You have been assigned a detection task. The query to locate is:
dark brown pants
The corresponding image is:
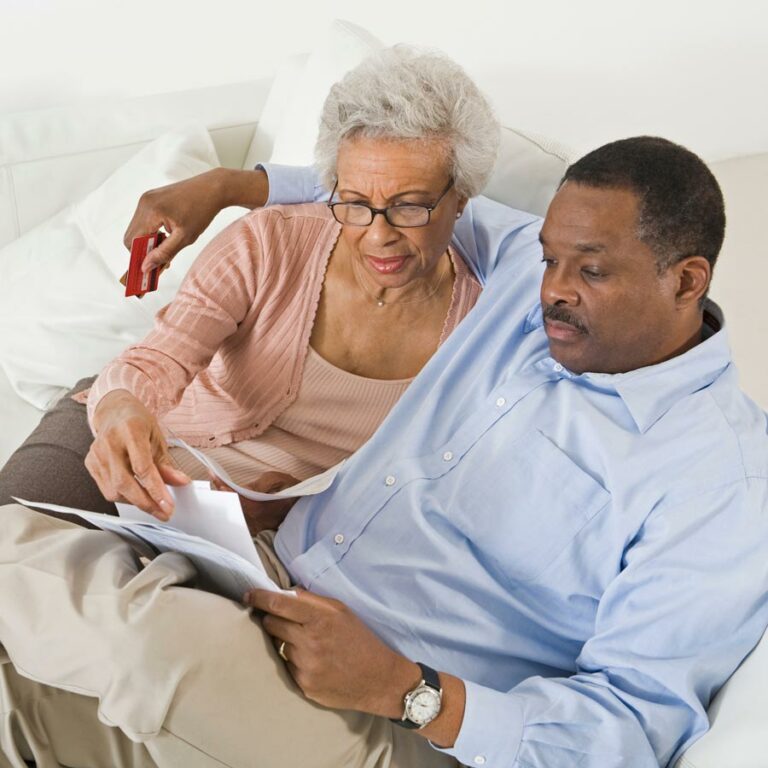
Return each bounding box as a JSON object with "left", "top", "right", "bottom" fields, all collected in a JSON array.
[{"left": 0, "top": 376, "right": 117, "bottom": 515}]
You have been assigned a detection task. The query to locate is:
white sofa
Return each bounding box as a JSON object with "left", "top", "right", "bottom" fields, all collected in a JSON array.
[{"left": 0, "top": 20, "right": 766, "bottom": 768}]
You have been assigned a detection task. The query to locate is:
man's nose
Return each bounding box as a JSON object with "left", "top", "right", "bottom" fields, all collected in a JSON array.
[{"left": 541, "top": 265, "right": 579, "bottom": 306}]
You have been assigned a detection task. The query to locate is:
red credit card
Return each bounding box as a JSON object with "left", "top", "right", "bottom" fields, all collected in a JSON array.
[{"left": 122, "top": 232, "right": 166, "bottom": 297}]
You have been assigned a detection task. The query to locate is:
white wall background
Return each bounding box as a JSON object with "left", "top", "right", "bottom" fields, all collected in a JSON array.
[{"left": 1, "top": 0, "right": 766, "bottom": 162}]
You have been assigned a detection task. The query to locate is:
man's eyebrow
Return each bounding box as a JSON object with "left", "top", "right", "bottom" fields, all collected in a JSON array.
[
  {"left": 538, "top": 233, "right": 605, "bottom": 254},
  {"left": 574, "top": 242, "right": 605, "bottom": 253}
]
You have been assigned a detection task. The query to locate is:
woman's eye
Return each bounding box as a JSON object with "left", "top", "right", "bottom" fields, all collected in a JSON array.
[
  {"left": 541, "top": 257, "right": 556, "bottom": 268},
  {"left": 582, "top": 268, "right": 605, "bottom": 279}
]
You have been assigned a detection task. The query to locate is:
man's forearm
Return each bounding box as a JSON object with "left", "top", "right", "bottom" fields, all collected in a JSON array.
[{"left": 212, "top": 167, "right": 270, "bottom": 209}]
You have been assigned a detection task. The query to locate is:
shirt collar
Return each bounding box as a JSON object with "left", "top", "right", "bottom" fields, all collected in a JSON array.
[{"left": 524, "top": 300, "right": 733, "bottom": 433}]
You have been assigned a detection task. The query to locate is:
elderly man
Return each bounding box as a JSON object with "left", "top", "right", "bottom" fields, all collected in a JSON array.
[{"left": 0, "top": 136, "right": 766, "bottom": 768}]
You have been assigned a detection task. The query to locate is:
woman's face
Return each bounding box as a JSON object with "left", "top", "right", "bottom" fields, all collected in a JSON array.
[{"left": 333, "top": 135, "right": 467, "bottom": 289}]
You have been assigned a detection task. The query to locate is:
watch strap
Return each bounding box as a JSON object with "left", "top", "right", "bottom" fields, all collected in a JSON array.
[{"left": 416, "top": 662, "right": 441, "bottom": 692}]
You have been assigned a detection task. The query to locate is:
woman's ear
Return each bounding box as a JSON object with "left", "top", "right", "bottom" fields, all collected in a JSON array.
[
  {"left": 674, "top": 256, "right": 711, "bottom": 308},
  {"left": 456, "top": 196, "right": 469, "bottom": 219}
]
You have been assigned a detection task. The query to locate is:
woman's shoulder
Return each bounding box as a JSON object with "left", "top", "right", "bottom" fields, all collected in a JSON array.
[{"left": 241, "top": 202, "right": 336, "bottom": 232}]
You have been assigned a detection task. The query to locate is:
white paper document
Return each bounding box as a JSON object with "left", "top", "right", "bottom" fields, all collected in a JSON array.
[
  {"left": 167, "top": 437, "right": 343, "bottom": 500},
  {"left": 15, "top": 482, "right": 291, "bottom": 602}
]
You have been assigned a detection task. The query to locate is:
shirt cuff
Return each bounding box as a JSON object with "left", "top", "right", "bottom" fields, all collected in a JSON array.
[
  {"left": 432, "top": 680, "right": 524, "bottom": 768},
  {"left": 256, "top": 163, "right": 327, "bottom": 206}
]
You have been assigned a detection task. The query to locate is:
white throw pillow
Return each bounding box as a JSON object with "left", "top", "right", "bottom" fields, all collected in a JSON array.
[
  {"left": 0, "top": 126, "right": 243, "bottom": 410},
  {"left": 482, "top": 127, "right": 573, "bottom": 217},
  {"left": 242, "top": 19, "right": 383, "bottom": 169}
]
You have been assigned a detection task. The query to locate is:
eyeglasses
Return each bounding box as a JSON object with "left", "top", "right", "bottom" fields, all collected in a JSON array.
[{"left": 327, "top": 179, "right": 454, "bottom": 228}]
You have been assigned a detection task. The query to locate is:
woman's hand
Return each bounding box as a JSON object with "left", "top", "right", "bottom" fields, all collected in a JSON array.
[
  {"left": 210, "top": 471, "right": 300, "bottom": 535},
  {"left": 85, "top": 390, "right": 190, "bottom": 519}
]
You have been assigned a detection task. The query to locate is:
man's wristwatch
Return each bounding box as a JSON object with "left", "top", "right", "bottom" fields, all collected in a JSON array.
[{"left": 391, "top": 662, "right": 443, "bottom": 729}]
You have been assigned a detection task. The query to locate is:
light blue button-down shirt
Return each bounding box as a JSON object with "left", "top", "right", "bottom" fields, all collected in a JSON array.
[{"left": 263, "top": 165, "right": 768, "bottom": 768}]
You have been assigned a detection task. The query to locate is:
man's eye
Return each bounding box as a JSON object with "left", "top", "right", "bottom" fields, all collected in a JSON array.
[
  {"left": 582, "top": 268, "right": 605, "bottom": 279},
  {"left": 541, "top": 257, "right": 556, "bottom": 268}
]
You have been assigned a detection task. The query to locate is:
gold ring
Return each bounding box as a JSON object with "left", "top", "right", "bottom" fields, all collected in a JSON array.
[{"left": 278, "top": 641, "right": 288, "bottom": 662}]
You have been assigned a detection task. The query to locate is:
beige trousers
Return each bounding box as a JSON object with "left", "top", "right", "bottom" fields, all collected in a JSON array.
[{"left": 0, "top": 504, "right": 457, "bottom": 768}]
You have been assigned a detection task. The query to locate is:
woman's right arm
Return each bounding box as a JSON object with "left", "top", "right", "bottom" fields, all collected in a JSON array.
[{"left": 88, "top": 216, "right": 263, "bottom": 518}]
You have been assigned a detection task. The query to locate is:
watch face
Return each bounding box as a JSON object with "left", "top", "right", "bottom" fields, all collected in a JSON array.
[{"left": 406, "top": 687, "right": 441, "bottom": 725}]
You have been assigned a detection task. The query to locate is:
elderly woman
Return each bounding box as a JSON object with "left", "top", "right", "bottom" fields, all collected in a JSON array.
[{"left": 0, "top": 46, "right": 499, "bottom": 533}]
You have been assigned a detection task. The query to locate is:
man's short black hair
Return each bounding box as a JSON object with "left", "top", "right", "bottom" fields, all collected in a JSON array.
[{"left": 561, "top": 136, "right": 726, "bottom": 274}]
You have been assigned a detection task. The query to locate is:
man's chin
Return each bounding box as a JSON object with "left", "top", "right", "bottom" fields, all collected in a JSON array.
[{"left": 546, "top": 338, "right": 590, "bottom": 375}]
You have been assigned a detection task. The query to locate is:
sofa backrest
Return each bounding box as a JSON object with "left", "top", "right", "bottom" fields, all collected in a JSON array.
[{"left": 0, "top": 79, "right": 270, "bottom": 249}]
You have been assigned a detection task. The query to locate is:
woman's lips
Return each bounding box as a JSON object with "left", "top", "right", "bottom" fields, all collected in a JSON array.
[
  {"left": 366, "top": 255, "right": 409, "bottom": 274},
  {"left": 544, "top": 319, "right": 586, "bottom": 341}
]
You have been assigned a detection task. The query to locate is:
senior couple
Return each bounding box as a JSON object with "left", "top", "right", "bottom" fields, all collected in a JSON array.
[{"left": 0, "top": 46, "right": 767, "bottom": 768}]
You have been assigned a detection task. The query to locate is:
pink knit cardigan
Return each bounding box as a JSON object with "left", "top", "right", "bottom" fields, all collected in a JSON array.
[{"left": 83, "top": 203, "right": 481, "bottom": 448}]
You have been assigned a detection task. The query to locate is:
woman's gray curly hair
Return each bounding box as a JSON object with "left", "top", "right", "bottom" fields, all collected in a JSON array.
[{"left": 315, "top": 45, "right": 500, "bottom": 199}]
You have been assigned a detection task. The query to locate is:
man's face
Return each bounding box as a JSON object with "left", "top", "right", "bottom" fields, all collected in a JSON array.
[{"left": 539, "top": 182, "right": 684, "bottom": 375}]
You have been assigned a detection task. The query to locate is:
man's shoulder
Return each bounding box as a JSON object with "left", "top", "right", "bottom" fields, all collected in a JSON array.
[
  {"left": 648, "top": 367, "right": 768, "bottom": 494},
  {"left": 704, "top": 367, "right": 768, "bottom": 480}
]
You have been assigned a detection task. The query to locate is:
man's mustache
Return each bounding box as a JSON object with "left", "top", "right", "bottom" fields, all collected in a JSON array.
[{"left": 542, "top": 303, "right": 588, "bottom": 333}]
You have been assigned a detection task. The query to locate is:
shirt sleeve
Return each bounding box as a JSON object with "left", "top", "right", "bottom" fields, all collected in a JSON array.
[
  {"left": 86, "top": 216, "right": 262, "bottom": 428},
  {"left": 257, "top": 163, "right": 328, "bottom": 206},
  {"left": 437, "top": 478, "right": 768, "bottom": 768}
]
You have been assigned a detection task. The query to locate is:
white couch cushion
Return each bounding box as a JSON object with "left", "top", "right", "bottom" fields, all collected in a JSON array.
[
  {"left": 676, "top": 628, "right": 768, "bottom": 768},
  {"left": 0, "top": 364, "right": 43, "bottom": 470},
  {"left": 0, "top": 126, "right": 243, "bottom": 411}
]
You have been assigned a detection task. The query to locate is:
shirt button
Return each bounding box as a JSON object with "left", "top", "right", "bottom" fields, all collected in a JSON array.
[
  {"left": 474, "top": 757, "right": 487, "bottom": 766},
  {"left": 553, "top": 363, "right": 564, "bottom": 372},
  {"left": 442, "top": 451, "right": 453, "bottom": 461},
  {"left": 334, "top": 533, "right": 345, "bottom": 545},
  {"left": 495, "top": 397, "right": 506, "bottom": 408},
  {"left": 384, "top": 475, "right": 396, "bottom": 486}
]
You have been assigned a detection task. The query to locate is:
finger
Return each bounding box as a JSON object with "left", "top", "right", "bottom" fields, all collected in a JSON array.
[
  {"left": 142, "top": 228, "right": 187, "bottom": 272},
  {"left": 250, "top": 471, "right": 300, "bottom": 494},
  {"left": 260, "top": 613, "right": 303, "bottom": 645},
  {"left": 124, "top": 441, "right": 175, "bottom": 515},
  {"left": 208, "top": 473, "right": 235, "bottom": 493},
  {"left": 244, "top": 589, "right": 305, "bottom": 620},
  {"left": 157, "top": 457, "right": 191, "bottom": 487},
  {"left": 123, "top": 479, "right": 171, "bottom": 519},
  {"left": 124, "top": 211, "right": 164, "bottom": 251},
  {"left": 99, "top": 448, "right": 169, "bottom": 520}
]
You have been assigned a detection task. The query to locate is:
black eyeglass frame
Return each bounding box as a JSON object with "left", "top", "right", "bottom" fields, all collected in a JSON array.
[{"left": 327, "top": 178, "right": 455, "bottom": 228}]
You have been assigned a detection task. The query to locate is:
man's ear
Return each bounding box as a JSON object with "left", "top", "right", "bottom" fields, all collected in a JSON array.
[{"left": 674, "top": 256, "right": 711, "bottom": 308}]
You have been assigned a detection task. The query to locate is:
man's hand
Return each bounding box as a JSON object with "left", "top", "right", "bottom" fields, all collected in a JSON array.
[
  {"left": 245, "top": 588, "right": 419, "bottom": 716},
  {"left": 86, "top": 390, "right": 190, "bottom": 518},
  {"left": 245, "top": 589, "right": 468, "bottom": 747},
  {"left": 124, "top": 168, "right": 270, "bottom": 272},
  {"left": 210, "top": 471, "right": 300, "bottom": 534}
]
